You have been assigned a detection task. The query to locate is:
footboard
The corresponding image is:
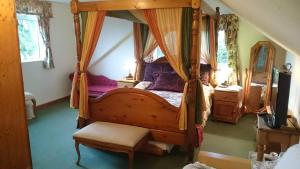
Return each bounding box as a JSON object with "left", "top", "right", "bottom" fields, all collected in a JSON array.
[{"left": 89, "top": 88, "right": 186, "bottom": 144}]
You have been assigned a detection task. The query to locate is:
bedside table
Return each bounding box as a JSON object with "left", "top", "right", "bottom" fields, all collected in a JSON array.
[
  {"left": 213, "top": 85, "right": 243, "bottom": 124},
  {"left": 117, "top": 79, "right": 137, "bottom": 88}
]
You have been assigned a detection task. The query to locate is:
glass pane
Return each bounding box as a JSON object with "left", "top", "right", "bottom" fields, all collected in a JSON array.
[
  {"left": 217, "top": 30, "right": 228, "bottom": 65},
  {"left": 216, "top": 30, "right": 231, "bottom": 84},
  {"left": 17, "top": 14, "right": 45, "bottom": 62}
]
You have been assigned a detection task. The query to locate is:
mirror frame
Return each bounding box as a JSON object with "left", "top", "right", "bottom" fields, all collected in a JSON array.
[{"left": 243, "top": 41, "right": 275, "bottom": 113}]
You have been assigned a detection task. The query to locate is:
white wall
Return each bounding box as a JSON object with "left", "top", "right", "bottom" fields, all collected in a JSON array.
[
  {"left": 285, "top": 52, "right": 300, "bottom": 125},
  {"left": 238, "top": 18, "right": 287, "bottom": 85},
  {"left": 88, "top": 16, "right": 135, "bottom": 80},
  {"left": 238, "top": 18, "right": 268, "bottom": 83},
  {"left": 221, "top": 0, "right": 300, "bottom": 56},
  {"left": 22, "top": 2, "right": 76, "bottom": 105}
]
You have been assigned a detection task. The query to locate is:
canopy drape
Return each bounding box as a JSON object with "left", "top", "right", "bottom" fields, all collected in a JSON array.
[
  {"left": 200, "top": 15, "right": 217, "bottom": 85},
  {"left": 144, "top": 8, "right": 188, "bottom": 130},
  {"left": 144, "top": 8, "right": 205, "bottom": 130},
  {"left": 70, "top": 11, "right": 106, "bottom": 124}
]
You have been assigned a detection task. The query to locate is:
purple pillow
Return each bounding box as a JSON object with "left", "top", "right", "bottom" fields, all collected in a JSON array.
[
  {"left": 143, "top": 62, "right": 174, "bottom": 82},
  {"left": 147, "top": 72, "right": 185, "bottom": 92}
]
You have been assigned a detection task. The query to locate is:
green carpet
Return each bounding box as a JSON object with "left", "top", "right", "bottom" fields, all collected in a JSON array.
[
  {"left": 29, "top": 101, "right": 256, "bottom": 169},
  {"left": 201, "top": 115, "right": 257, "bottom": 158}
]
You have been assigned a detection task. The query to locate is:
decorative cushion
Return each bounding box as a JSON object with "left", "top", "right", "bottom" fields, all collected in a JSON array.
[
  {"left": 147, "top": 72, "right": 185, "bottom": 92},
  {"left": 143, "top": 62, "right": 174, "bottom": 82},
  {"left": 73, "top": 122, "right": 149, "bottom": 147}
]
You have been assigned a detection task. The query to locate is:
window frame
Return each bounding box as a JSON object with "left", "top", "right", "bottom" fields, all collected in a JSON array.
[{"left": 17, "top": 13, "right": 46, "bottom": 63}]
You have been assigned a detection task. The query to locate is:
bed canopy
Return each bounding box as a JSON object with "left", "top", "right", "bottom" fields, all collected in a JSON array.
[{"left": 69, "top": 0, "right": 218, "bottom": 160}]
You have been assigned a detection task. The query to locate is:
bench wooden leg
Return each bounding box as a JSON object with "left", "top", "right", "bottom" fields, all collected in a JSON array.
[
  {"left": 128, "top": 152, "right": 134, "bottom": 169},
  {"left": 75, "top": 142, "right": 81, "bottom": 165}
]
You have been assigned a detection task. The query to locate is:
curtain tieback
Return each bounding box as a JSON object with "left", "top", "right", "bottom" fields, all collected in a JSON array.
[{"left": 78, "top": 71, "right": 87, "bottom": 74}]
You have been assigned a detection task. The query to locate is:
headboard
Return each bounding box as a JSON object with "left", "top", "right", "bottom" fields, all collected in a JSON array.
[
  {"left": 153, "top": 56, "right": 168, "bottom": 63},
  {"left": 142, "top": 57, "right": 174, "bottom": 81}
]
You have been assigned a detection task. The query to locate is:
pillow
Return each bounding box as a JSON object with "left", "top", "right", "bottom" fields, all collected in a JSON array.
[
  {"left": 147, "top": 72, "right": 185, "bottom": 92},
  {"left": 134, "top": 81, "right": 152, "bottom": 90},
  {"left": 143, "top": 62, "right": 174, "bottom": 82}
]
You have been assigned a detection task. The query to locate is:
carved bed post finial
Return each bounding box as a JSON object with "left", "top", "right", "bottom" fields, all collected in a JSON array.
[
  {"left": 187, "top": 1, "right": 201, "bottom": 162},
  {"left": 71, "top": 0, "right": 79, "bottom": 14}
]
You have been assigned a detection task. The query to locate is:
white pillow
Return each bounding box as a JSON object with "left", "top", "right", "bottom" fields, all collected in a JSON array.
[
  {"left": 134, "top": 81, "right": 152, "bottom": 90},
  {"left": 275, "top": 144, "right": 300, "bottom": 169}
]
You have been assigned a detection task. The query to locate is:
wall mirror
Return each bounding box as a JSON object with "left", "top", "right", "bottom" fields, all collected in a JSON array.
[{"left": 243, "top": 41, "right": 275, "bottom": 113}]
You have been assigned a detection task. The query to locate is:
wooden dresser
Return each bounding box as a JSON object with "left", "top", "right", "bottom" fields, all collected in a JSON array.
[{"left": 213, "top": 86, "right": 243, "bottom": 124}]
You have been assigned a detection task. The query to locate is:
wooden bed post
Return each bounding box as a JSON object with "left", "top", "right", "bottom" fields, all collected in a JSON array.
[
  {"left": 71, "top": 0, "right": 85, "bottom": 127},
  {"left": 71, "top": 0, "right": 81, "bottom": 75},
  {"left": 187, "top": 0, "right": 201, "bottom": 162}
]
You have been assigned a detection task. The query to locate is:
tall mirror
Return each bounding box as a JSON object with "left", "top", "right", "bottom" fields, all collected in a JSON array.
[{"left": 243, "top": 41, "right": 275, "bottom": 113}]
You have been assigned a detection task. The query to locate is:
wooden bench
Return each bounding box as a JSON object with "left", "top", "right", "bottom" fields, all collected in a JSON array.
[{"left": 73, "top": 122, "right": 149, "bottom": 169}]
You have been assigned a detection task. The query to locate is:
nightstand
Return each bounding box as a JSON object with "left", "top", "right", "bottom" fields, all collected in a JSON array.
[
  {"left": 213, "top": 85, "right": 243, "bottom": 124},
  {"left": 117, "top": 79, "right": 137, "bottom": 88}
]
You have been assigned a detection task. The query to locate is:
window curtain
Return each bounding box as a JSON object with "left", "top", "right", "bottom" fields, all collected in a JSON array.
[
  {"left": 209, "top": 17, "right": 217, "bottom": 85},
  {"left": 16, "top": 0, "right": 54, "bottom": 69},
  {"left": 219, "top": 14, "right": 240, "bottom": 85},
  {"left": 200, "top": 16, "right": 210, "bottom": 64},
  {"left": 144, "top": 8, "right": 205, "bottom": 130},
  {"left": 70, "top": 11, "right": 106, "bottom": 126},
  {"left": 38, "top": 16, "right": 54, "bottom": 69},
  {"left": 133, "top": 23, "right": 143, "bottom": 81},
  {"left": 200, "top": 15, "right": 218, "bottom": 86},
  {"left": 133, "top": 23, "right": 150, "bottom": 80}
]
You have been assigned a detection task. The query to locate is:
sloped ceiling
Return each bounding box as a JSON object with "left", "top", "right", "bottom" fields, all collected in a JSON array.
[
  {"left": 49, "top": 0, "right": 300, "bottom": 56},
  {"left": 220, "top": 0, "right": 300, "bottom": 56}
]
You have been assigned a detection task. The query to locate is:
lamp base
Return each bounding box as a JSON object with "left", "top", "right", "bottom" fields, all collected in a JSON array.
[{"left": 126, "top": 73, "right": 133, "bottom": 80}]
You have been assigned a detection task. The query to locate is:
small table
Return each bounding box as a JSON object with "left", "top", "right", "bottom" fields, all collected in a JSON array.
[
  {"left": 213, "top": 85, "right": 243, "bottom": 123},
  {"left": 256, "top": 115, "right": 300, "bottom": 161},
  {"left": 117, "top": 79, "right": 137, "bottom": 88}
]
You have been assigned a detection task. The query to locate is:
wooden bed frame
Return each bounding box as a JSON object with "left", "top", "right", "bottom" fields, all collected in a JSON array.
[
  {"left": 89, "top": 88, "right": 186, "bottom": 145},
  {"left": 70, "top": 0, "right": 218, "bottom": 161}
]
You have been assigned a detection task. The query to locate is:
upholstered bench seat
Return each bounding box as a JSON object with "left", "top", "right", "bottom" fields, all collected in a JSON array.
[{"left": 73, "top": 122, "right": 149, "bottom": 169}]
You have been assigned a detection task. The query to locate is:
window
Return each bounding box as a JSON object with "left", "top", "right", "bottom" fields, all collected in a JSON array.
[
  {"left": 152, "top": 47, "right": 164, "bottom": 60},
  {"left": 17, "top": 14, "right": 46, "bottom": 62},
  {"left": 216, "top": 30, "right": 232, "bottom": 84}
]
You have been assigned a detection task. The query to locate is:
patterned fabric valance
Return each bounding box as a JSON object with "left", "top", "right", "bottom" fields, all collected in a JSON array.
[
  {"left": 16, "top": 0, "right": 53, "bottom": 18},
  {"left": 219, "top": 14, "right": 238, "bottom": 31}
]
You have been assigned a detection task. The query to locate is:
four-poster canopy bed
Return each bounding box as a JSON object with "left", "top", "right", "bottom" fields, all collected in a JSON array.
[{"left": 69, "top": 0, "right": 219, "bottom": 161}]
